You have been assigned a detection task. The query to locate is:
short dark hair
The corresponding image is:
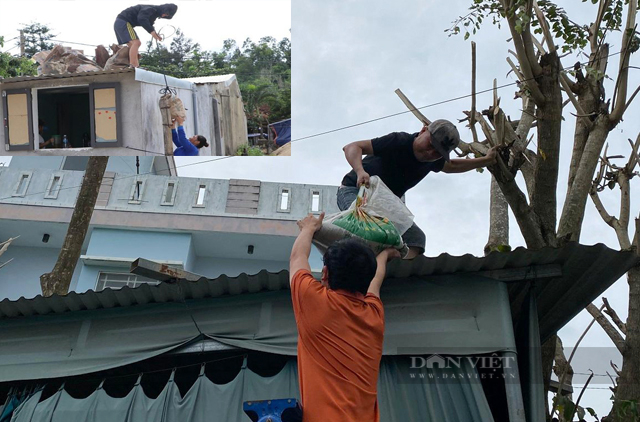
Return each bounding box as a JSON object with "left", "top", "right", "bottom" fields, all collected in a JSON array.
[
  {"left": 323, "top": 238, "right": 377, "bottom": 295},
  {"left": 196, "top": 135, "right": 209, "bottom": 149}
]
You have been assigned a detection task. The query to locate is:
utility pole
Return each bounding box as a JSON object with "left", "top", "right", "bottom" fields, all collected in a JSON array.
[{"left": 19, "top": 30, "right": 25, "bottom": 57}]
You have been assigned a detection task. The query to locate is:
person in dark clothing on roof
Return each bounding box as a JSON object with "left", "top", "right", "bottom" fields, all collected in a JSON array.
[
  {"left": 340, "top": 119, "right": 497, "bottom": 259},
  {"left": 114, "top": 4, "right": 178, "bottom": 68},
  {"left": 172, "top": 116, "right": 209, "bottom": 156}
]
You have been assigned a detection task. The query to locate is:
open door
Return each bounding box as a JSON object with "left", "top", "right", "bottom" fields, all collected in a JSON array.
[{"left": 2, "top": 89, "right": 34, "bottom": 151}]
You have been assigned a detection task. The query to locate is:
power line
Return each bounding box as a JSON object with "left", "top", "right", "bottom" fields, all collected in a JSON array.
[{"left": 0, "top": 49, "right": 629, "bottom": 201}]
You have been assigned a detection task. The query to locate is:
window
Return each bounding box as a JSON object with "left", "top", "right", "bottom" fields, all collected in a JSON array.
[
  {"left": 193, "top": 184, "right": 207, "bottom": 207},
  {"left": 12, "top": 172, "right": 32, "bottom": 197},
  {"left": 310, "top": 190, "right": 322, "bottom": 213},
  {"left": 44, "top": 173, "right": 64, "bottom": 199},
  {"left": 96, "top": 272, "right": 160, "bottom": 291},
  {"left": 161, "top": 180, "right": 178, "bottom": 206},
  {"left": 2, "top": 89, "right": 34, "bottom": 151},
  {"left": 37, "top": 86, "right": 91, "bottom": 149},
  {"left": 2, "top": 83, "right": 121, "bottom": 152},
  {"left": 129, "top": 179, "right": 145, "bottom": 204},
  {"left": 89, "top": 83, "right": 122, "bottom": 147},
  {"left": 277, "top": 187, "right": 291, "bottom": 213}
]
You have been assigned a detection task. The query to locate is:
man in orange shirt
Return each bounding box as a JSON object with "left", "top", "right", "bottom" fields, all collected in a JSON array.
[{"left": 289, "top": 212, "right": 399, "bottom": 421}]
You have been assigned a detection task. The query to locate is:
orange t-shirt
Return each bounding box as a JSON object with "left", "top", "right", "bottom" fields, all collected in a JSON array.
[{"left": 290, "top": 269, "right": 384, "bottom": 422}]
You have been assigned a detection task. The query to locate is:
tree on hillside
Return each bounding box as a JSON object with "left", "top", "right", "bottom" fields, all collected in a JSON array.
[
  {"left": 17, "top": 22, "right": 56, "bottom": 57},
  {"left": 40, "top": 157, "right": 109, "bottom": 297},
  {"left": 450, "top": 0, "right": 639, "bottom": 419},
  {"left": 0, "top": 36, "right": 37, "bottom": 78}
]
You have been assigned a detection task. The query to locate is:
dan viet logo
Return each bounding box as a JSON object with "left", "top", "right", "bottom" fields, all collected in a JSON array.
[
  {"left": 404, "top": 354, "right": 518, "bottom": 383},
  {"left": 410, "top": 353, "right": 516, "bottom": 370}
]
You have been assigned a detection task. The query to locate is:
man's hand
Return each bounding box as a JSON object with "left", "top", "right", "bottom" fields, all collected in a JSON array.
[
  {"left": 485, "top": 146, "right": 497, "bottom": 165},
  {"left": 151, "top": 31, "right": 163, "bottom": 42},
  {"left": 368, "top": 248, "right": 401, "bottom": 297},
  {"left": 297, "top": 212, "right": 325, "bottom": 233},
  {"left": 290, "top": 212, "right": 325, "bottom": 283},
  {"left": 356, "top": 170, "right": 371, "bottom": 188},
  {"left": 378, "top": 248, "right": 401, "bottom": 262}
]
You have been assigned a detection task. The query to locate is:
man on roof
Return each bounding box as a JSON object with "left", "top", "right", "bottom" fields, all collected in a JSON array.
[
  {"left": 340, "top": 119, "right": 497, "bottom": 259},
  {"left": 290, "top": 212, "right": 400, "bottom": 421},
  {"left": 114, "top": 4, "right": 178, "bottom": 68}
]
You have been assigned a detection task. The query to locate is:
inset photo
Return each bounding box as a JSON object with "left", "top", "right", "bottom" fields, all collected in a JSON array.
[{"left": 0, "top": 1, "right": 291, "bottom": 156}]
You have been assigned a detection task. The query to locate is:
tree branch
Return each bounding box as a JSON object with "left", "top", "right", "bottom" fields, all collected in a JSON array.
[
  {"left": 470, "top": 41, "right": 479, "bottom": 145},
  {"left": 499, "top": 0, "right": 546, "bottom": 105},
  {"left": 602, "top": 297, "right": 627, "bottom": 336},
  {"left": 586, "top": 303, "right": 626, "bottom": 353},
  {"left": 609, "top": 0, "right": 638, "bottom": 123}
]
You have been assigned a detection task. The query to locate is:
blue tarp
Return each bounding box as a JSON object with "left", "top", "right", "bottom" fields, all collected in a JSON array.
[{"left": 270, "top": 119, "right": 291, "bottom": 146}]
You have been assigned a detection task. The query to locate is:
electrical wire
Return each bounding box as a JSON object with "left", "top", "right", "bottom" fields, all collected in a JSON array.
[{"left": 0, "top": 48, "right": 630, "bottom": 202}]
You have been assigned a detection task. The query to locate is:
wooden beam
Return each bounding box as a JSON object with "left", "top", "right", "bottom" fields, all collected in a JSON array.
[
  {"left": 395, "top": 89, "right": 431, "bottom": 126},
  {"left": 130, "top": 257, "right": 205, "bottom": 282}
]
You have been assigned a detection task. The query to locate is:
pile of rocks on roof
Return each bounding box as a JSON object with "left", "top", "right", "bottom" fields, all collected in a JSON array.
[{"left": 32, "top": 44, "right": 133, "bottom": 75}]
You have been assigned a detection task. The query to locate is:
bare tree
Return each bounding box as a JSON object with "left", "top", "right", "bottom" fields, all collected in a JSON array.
[
  {"left": 450, "top": 0, "right": 640, "bottom": 417},
  {"left": 40, "top": 157, "right": 109, "bottom": 297},
  {"left": 587, "top": 134, "right": 640, "bottom": 421}
]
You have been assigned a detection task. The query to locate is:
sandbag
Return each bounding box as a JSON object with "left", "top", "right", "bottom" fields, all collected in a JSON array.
[
  {"left": 103, "top": 46, "right": 131, "bottom": 70},
  {"left": 313, "top": 176, "right": 414, "bottom": 256},
  {"left": 168, "top": 94, "right": 186, "bottom": 121}
]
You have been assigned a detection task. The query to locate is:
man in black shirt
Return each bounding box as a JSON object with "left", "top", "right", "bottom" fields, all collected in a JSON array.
[
  {"left": 340, "top": 119, "right": 496, "bottom": 259},
  {"left": 114, "top": 4, "right": 178, "bottom": 68}
]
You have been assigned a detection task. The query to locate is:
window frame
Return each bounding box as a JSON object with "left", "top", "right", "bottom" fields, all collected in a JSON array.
[
  {"left": 12, "top": 171, "right": 33, "bottom": 197},
  {"left": 128, "top": 178, "right": 145, "bottom": 204},
  {"left": 89, "top": 82, "right": 122, "bottom": 148},
  {"left": 2, "top": 88, "right": 34, "bottom": 152},
  {"left": 161, "top": 179, "right": 178, "bottom": 206},
  {"left": 309, "top": 189, "right": 322, "bottom": 214},
  {"left": 192, "top": 183, "right": 208, "bottom": 208},
  {"left": 277, "top": 186, "right": 292, "bottom": 213},
  {"left": 44, "top": 172, "right": 64, "bottom": 199}
]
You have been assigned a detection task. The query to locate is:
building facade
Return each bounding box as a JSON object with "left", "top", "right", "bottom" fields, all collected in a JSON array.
[
  {"left": 0, "top": 156, "right": 334, "bottom": 300},
  {"left": 0, "top": 69, "right": 247, "bottom": 156}
]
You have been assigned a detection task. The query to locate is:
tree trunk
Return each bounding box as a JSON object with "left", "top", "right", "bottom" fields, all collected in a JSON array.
[
  {"left": 485, "top": 177, "right": 510, "bottom": 255},
  {"left": 610, "top": 264, "right": 640, "bottom": 421},
  {"left": 40, "top": 157, "right": 109, "bottom": 297},
  {"left": 531, "top": 52, "right": 563, "bottom": 246},
  {"left": 542, "top": 334, "right": 558, "bottom": 422}
]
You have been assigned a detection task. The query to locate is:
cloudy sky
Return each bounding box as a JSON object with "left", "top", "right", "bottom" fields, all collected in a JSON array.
[{"left": 1, "top": 0, "right": 639, "bottom": 415}]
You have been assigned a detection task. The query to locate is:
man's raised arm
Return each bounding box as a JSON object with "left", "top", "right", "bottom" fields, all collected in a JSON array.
[
  {"left": 367, "top": 248, "right": 401, "bottom": 297},
  {"left": 442, "top": 146, "right": 497, "bottom": 173},
  {"left": 343, "top": 140, "right": 374, "bottom": 187},
  {"left": 289, "top": 213, "right": 325, "bottom": 285}
]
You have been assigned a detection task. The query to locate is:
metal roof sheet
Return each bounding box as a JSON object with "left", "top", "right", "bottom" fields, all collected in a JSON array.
[
  {"left": 184, "top": 74, "right": 237, "bottom": 84},
  {"left": 0, "top": 242, "right": 637, "bottom": 341},
  {"left": 0, "top": 68, "right": 135, "bottom": 84}
]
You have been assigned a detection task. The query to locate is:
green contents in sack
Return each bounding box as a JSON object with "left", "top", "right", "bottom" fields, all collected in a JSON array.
[{"left": 333, "top": 208, "right": 403, "bottom": 247}]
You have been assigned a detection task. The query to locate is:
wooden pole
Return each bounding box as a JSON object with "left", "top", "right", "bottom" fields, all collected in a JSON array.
[
  {"left": 394, "top": 89, "right": 431, "bottom": 126},
  {"left": 159, "top": 93, "right": 174, "bottom": 156},
  {"left": 19, "top": 30, "right": 25, "bottom": 57}
]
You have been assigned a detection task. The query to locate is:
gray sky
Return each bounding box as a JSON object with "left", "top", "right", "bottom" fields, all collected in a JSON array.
[
  {"left": 0, "top": 0, "right": 291, "bottom": 54},
  {"left": 1, "top": 0, "right": 639, "bottom": 415}
]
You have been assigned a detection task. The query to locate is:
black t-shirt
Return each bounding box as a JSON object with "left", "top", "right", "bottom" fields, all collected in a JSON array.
[{"left": 341, "top": 132, "right": 445, "bottom": 198}]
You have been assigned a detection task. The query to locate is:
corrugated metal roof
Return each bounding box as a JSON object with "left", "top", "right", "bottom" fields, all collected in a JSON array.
[
  {"left": 184, "top": 74, "right": 236, "bottom": 84},
  {"left": 0, "top": 242, "right": 637, "bottom": 341},
  {"left": 0, "top": 68, "right": 135, "bottom": 84}
]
